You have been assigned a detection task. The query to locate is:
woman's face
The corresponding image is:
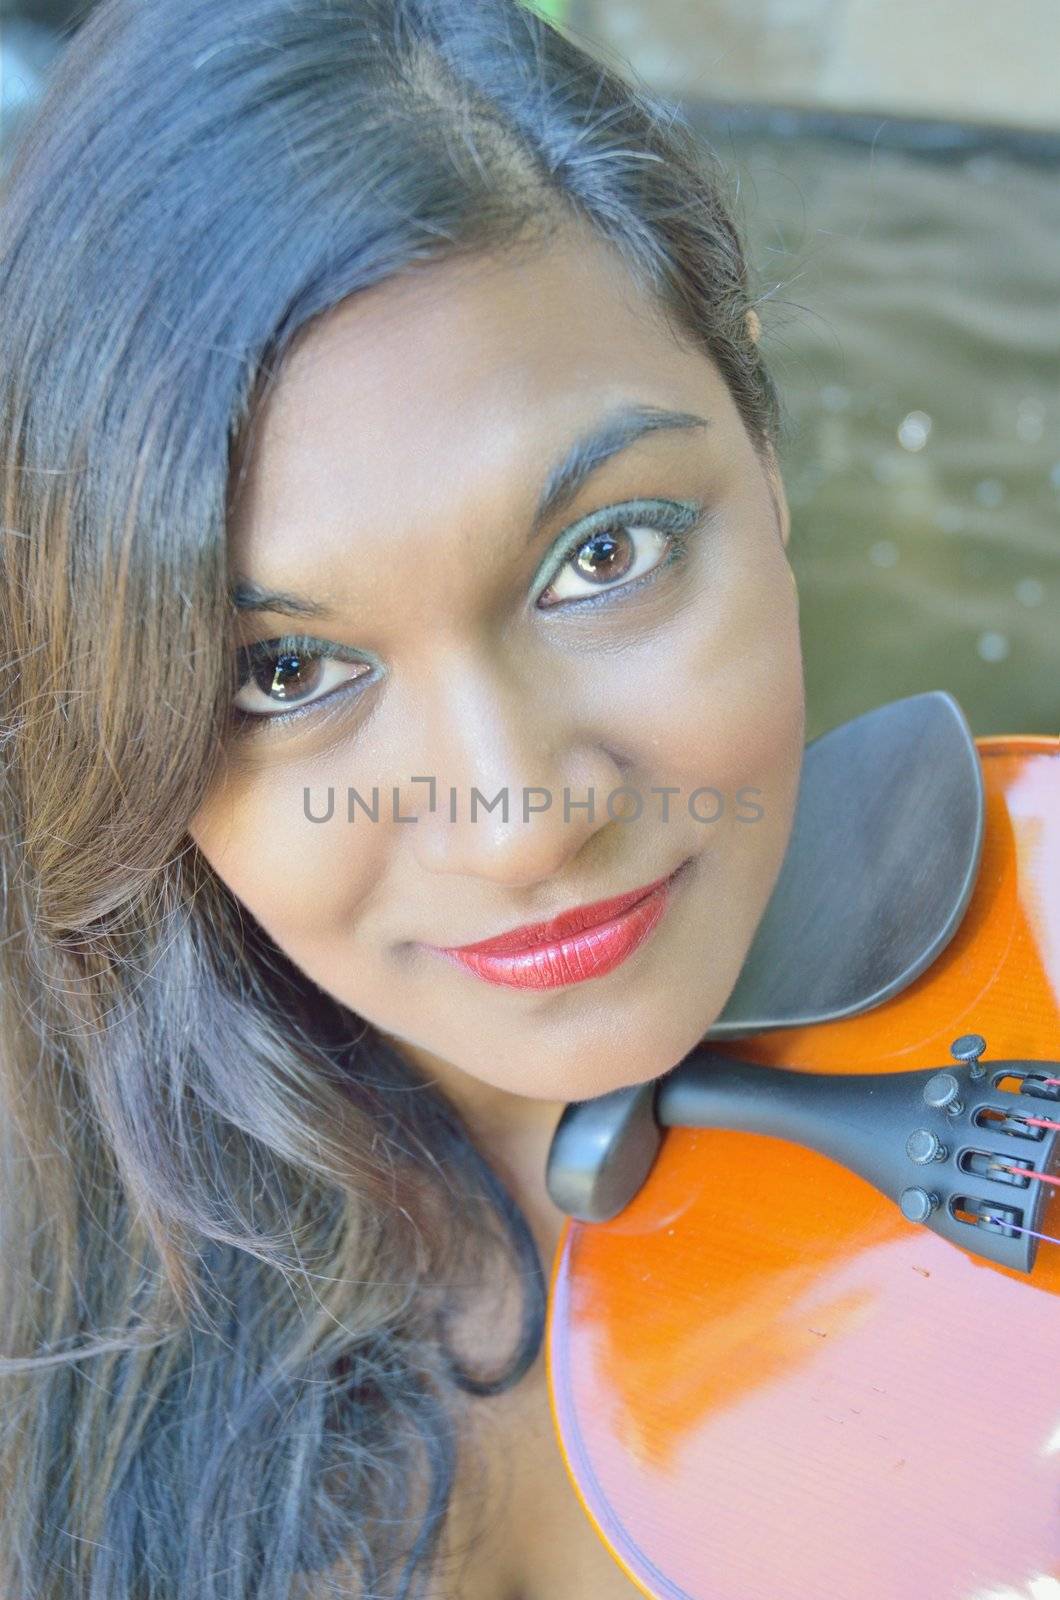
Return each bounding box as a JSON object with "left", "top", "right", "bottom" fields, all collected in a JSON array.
[{"left": 188, "top": 218, "right": 805, "bottom": 1103}]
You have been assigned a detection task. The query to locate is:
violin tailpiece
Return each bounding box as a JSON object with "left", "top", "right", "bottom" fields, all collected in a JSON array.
[{"left": 546, "top": 1041, "right": 1060, "bottom": 1274}]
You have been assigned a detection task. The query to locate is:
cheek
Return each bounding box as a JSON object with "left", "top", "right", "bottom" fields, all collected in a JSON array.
[
  {"left": 609, "top": 538, "right": 804, "bottom": 813},
  {"left": 617, "top": 538, "right": 804, "bottom": 954},
  {"left": 187, "top": 766, "right": 387, "bottom": 946}
]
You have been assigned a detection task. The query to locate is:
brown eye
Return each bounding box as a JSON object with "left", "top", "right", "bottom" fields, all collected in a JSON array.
[
  {"left": 250, "top": 648, "right": 322, "bottom": 704},
  {"left": 538, "top": 521, "right": 671, "bottom": 608},
  {"left": 232, "top": 638, "right": 374, "bottom": 722},
  {"left": 572, "top": 530, "right": 635, "bottom": 584}
]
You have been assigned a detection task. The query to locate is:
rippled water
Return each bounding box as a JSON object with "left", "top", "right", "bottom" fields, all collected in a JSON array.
[{"left": 699, "top": 124, "right": 1059, "bottom": 743}]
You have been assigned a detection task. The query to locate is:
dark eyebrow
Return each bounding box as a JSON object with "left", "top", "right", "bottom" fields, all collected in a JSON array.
[
  {"left": 229, "top": 580, "right": 334, "bottom": 620},
  {"left": 229, "top": 401, "right": 711, "bottom": 619}
]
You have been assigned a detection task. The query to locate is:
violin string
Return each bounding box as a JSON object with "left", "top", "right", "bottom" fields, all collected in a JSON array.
[
  {"left": 1044, "top": 1077, "right": 1060, "bottom": 1087},
  {"left": 989, "top": 1162, "right": 1060, "bottom": 1188},
  {"left": 984, "top": 1215, "right": 1060, "bottom": 1248},
  {"left": 980, "top": 1151, "right": 1060, "bottom": 1248},
  {"left": 1017, "top": 1114, "right": 1060, "bottom": 1131}
]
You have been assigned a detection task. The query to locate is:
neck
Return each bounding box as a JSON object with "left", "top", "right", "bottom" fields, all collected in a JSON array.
[{"left": 380, "top": 1031, "right": 572, "bottom": 1265}]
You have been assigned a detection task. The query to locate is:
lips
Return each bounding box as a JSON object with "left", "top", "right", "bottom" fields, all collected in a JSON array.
[
  {"left": 445, "top": 870, "right": 677, "bottom": 954},
  {"left": 424, "top": 862, "right": 689, "bottom": 990}
]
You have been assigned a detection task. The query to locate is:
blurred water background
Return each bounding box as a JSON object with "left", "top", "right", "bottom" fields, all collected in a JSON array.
[
  {"left": 2, "top": 1, "right": 1057, "bottom": 743},
  {"left": 692, "top": 114, "right": 1059, "bottom": 742}
]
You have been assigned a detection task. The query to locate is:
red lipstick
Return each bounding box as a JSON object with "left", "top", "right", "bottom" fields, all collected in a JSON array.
[{"left": 425, "top": 861, "right": 688, "bottom": 990}]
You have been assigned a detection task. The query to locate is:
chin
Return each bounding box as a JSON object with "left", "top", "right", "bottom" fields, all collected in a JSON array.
[{"left": 507, "top": 1011, "right": 712, "bottom": 1104}]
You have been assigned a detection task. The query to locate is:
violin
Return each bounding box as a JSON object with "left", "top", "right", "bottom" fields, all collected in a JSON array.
[{"left": 545, "top": 697, "right": 1060, "bottom": 1599}]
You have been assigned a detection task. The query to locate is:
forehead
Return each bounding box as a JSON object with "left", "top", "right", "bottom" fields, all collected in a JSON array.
[
  {"left": 247, "top": 218, "right": 681, "bottom": 444},
  {"left": 228, "top": 220, "right": 731, "bottom": 605}
]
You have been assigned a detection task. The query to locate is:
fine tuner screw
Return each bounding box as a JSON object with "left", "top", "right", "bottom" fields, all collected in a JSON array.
[
  {"left": 923, "top": 1071, "right": 964, "bottom": 1116},
  {"left": 900, "top": 1187, "right": 940, "bottom": 1223},
  {"left": 950, "top": 1032, "right": 988, "bottom": 1079},
  {"left": 906, "top": 1128, "right": 947, "bottom": 1164}
]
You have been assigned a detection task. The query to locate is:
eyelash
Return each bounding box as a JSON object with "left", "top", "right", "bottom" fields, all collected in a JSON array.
[{"left": 230, "top": 497, "right": 707, "bottom": 736}]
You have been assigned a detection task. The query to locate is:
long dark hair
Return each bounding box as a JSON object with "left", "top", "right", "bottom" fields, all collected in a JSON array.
[{"left": 0, "top": 2, "right": 782, "bottom": 1594}]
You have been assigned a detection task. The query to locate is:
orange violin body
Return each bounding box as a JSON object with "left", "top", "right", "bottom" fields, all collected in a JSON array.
[{"left": 547, "top": 736, "right": 1060, "bottom": 1600}]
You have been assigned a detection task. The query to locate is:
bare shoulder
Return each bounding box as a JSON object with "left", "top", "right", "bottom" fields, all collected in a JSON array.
[
  {"left": 295, "top": 1345, "right": 646, "bottom": 1600},
  {"left": 434, "top": 1348, "right": 648, "bottom": 1600}
]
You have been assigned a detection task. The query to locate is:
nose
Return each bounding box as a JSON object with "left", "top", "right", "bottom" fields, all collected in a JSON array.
[{"left": 398, "top": 647, "right": 625, "bottom": 888}]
